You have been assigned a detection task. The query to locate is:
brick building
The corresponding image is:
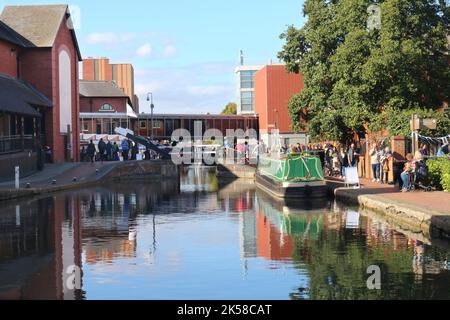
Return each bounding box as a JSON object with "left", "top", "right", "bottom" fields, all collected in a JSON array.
[
  {"left": 0, "top": 5, "right": 82, "bottom": 165},
  {"left": 79, "top": 80, "right": 137, "bottom": 143},
  {"left": 82, "top": 58, "right": 139, "bottom": 113},
  {"left": 254, "top": 64, "right": 307, "bottom": 148}
]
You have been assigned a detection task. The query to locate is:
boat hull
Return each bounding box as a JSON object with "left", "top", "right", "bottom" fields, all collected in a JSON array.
[{"left": 256, "top": 172, "right": 328, "bottom": 200}]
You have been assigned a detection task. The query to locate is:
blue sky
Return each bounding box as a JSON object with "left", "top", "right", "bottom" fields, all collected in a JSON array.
[{"left": 2, "top": 0, "right": 306, "bottom": 114}]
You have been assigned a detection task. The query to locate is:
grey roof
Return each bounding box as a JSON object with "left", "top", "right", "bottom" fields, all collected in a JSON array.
[
  {"left": 80, "top": 80, "right": 130, "bottom": 98},
  {"left": 0, "top": 21, "right": 34, "bottom": 47},
  {"left": 0, "top": 5, "right": 82, "bottom": 60},
  {"left": 0, "top": 74, "right": 52, "bottom": 117}
]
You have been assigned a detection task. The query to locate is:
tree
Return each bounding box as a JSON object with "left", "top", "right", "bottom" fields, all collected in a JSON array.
[
  {"left": 221, "top": 102, "right": 237, "bottom": 115},
  {"left": 279, "top": 0, "right": 450, "bottom": 143}
]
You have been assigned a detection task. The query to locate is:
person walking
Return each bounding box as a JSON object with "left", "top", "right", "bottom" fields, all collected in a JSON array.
[
  {"left": 347, "top": 142, "right": 360, "bottom": 168},
  {"left": 370, "top": 143, "right": 381, "bottom": 182},
  {"left": 380, "top": 147, "right": 392, "bottom": 184},
  {"left": 98, "top": 138, "right": 106, "bottom": 163},
  {"left": 106, "top": 140, "right": 113, "bottom": 161},
  {"left": 112, "top": 142, "right": 119, "bottom": 161},
  {"left": 121, "top": 139, "right": 130, "bottom": 161},
  {"left": 131, "top": 142, "right": 139, "bottom": 161},
  {"left": 87, "top": 140, "right": 96, "bottom": 164},
  {"left": 338, "top": 147, "right": 349, "bottom": 179}
]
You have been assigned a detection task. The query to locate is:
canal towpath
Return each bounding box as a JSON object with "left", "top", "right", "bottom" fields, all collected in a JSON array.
[
  {"left": 330, "top": 177, "right": 450, "bottom": 238},
  {"left": 0, "top": 160, "right": 179, "bottom": 202}
]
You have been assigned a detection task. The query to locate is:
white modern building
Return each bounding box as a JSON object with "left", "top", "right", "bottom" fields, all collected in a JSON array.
[{"left": 235, "top": 65, "right": 263, "bottom": 115}]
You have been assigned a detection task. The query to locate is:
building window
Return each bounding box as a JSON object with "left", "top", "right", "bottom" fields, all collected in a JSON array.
[
  {"left": 152, "top": 120, "right": 162, "bottom": 129},
  {"left": 140, "top": 120, "right": 147, "bottom": 129},
  {"left": 240, "top": 70, "right": 256, "bottom": 89},
  {"left": 99, "top": 104, "right": 115, "bottom": 112},
  {"left": 241, "top": 91, "right": 254, "bottom": 112}
]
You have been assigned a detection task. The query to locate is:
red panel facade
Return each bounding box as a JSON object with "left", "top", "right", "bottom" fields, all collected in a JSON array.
[{"left": 254, "top": 65, "right": 304, "bottom": 134}]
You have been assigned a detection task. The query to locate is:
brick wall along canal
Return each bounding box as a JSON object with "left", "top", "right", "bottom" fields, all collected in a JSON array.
[{"left": 0, "top": 166, "right": 449, "bottom": 300}]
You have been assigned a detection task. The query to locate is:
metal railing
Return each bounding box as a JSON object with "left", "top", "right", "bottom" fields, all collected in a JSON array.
[{"left": 0, "top": 135, "right": 35, "bottom": 155}]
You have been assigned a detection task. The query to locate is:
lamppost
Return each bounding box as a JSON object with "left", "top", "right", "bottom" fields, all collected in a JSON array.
[
  {"left": 274, "top": 108, "right": 279, "bottom": 130},
  {"left": 147, "top": 93, "right": 155, "bottom": 140}
]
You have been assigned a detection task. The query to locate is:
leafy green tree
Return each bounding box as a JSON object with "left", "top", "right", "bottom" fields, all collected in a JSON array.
[
  {"left": 221, "top": 102, "right": 237, "bottom": 115},
  {"left": 279, "top": 0, "right": 450, "bottom": 142}
]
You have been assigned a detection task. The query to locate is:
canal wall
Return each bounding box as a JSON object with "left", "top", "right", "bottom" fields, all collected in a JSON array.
[
  {"left": 332, "top": 186, "right": 450, "bottom": 240},
  {"left": 216, "top": 164, "right": 256, "bottom": 180},
  {"left": 0, "top": 161, "right": 180, "bottom": 202}
]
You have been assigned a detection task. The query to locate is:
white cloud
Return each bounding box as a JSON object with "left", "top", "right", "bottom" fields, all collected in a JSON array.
[
  {"left": 136, "top": 43, "right": 153, "bottom": 57},
  {"left": 133, "top": 64, "right": 235, "bottom": 114},
  {"left": 163, "top": 45, "right": 177, "bottom": 58},
  {"left": 86, "top": 32, "right": 118, "bottom": 45}
]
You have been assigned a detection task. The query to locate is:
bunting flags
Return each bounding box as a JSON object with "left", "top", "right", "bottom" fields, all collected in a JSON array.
[{"left": 417, "top": 134, "right": 450, "bottom": 145}]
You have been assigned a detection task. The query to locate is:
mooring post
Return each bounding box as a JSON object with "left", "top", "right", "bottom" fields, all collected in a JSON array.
[{"left": 15, "top": 166, "right": 20, "bottom": 190}]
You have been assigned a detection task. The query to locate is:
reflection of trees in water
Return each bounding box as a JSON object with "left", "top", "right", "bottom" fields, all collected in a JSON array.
[
  {"left": 289, "top": 214, "right": 450, "bottom": 300},
  {"left": 256, "top": 197, "right": 450, "bottom": 300}
]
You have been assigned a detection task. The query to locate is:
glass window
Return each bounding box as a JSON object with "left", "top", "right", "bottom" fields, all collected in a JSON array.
[
  {"left": 99, "top": 104, "right": 115, "bottom": 112},
  {"left": 240, "top": 70, "right": 256, "bottom": 89},
  {"left": 153, "top": 120, "right": 162, "bottom": 129},
  {"left": 139, "top": 120, "right": 147, "bottom": 129},
  {"left": 165, "top": 119, "right": 174, "bottom": 137},
  {"left": 241, "top": 91, "right": 254, "bottom": 112}
]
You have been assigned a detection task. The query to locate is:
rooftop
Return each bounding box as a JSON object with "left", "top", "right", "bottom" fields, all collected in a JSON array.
[
  {"left": 0, "top": 4, "right": 81, "bottom": 60},
  {"left": 0, "top": 74, "right": 52, "bottom": 117},
  {"left": 79, "top": 80, "right": 129, "bottom": 98}
]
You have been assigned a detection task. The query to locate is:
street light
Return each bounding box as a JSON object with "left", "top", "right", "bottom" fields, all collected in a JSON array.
[
  {"left": 147, "top": 93, "right": 155, "bottom": 140},
  {"left": 274, "top": 108, "right": 279, "bottom": 130}
]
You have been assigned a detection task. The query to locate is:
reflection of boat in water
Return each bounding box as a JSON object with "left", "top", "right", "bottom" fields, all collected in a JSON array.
[
  {"left": 256, "top": 189, "right": 329, "bottom": 213},
  {"left": 256, "top": 155, "right": 328, "bottom": 200}
]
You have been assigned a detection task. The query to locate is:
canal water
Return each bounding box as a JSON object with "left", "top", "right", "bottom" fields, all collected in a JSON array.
[{"left": 0, "top": 167, "right": 449, "bottom": 300}]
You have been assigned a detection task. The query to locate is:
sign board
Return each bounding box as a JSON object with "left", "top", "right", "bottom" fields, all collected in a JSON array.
[
  {"left": 420, "top": 119, "right": 437, "bottom": 130},
  {"left": 345, "top": 167, "right": 360, "bottom": 189},
  {"left": 410, "top": 118, "right": 437, "bottom": 131}
]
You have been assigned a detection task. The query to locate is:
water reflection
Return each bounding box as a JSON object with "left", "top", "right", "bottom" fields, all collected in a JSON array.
[{"left": 0, "top": 168, "right": 449, "bottom": 300}]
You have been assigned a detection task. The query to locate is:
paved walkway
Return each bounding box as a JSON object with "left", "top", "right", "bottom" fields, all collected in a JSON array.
[
  {"left": 329, "top": 177, "right": 450, "bottom": 214},
  {"left": 0, "top": 161, "right": 118, "bottom": 190}
]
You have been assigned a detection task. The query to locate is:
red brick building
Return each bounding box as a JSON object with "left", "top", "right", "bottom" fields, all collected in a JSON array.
[
  {"left": 79, "top": 80, "right": 137, "bottom": 138},
  {"left": 82, "top": 58, "right": 139, "bottom": 113},
  {"left": 254, "top": 65, "right": 307, "bottom": 147},
  {"left": 0, "top": 5, "right": 82, "bottom": 164}
]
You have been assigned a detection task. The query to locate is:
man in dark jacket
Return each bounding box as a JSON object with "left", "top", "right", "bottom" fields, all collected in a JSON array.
[
  {"left": 98, "top": 138, "right": 106, "bottom": 163},
  {"left": 87, "top": 140, "right": 96, "bottom": 164},
  {"left": 106, "top": 141, "right": 113, "bottom": 161}
]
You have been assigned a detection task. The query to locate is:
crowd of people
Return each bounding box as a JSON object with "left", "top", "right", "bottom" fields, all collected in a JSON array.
[
  {"left": 276, "top": 139, "right": 449, "bottom": 193},
  {"left": 80, "top": 138, "right": 178, "bottom": 164}
]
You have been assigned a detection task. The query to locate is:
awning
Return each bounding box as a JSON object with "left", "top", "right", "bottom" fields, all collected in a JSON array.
[
  {"left": 80, "top": 112, "right": 129, "bottom": 119},
  {"left": 126, "top": 104, "right": 138, "bottom": 118},
  {"left": 0, "top": 74, "right": 52, "bottom": 117}
]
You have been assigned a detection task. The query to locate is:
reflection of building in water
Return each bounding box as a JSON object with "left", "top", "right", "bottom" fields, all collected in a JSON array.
[
  {"left": 256, "top": 210, "right": 294, "bottom": 261},
  {"left": 80, "top": 191, "right": 138, "bottom": 265},
  {"left": 0, "top": 196, "right": 82, "bottom": 300},
  {"left": 239, "top": 195, "right": 324, "bottom": 262},
  {"left": 240, "top": 212, "right": 258, "bottom": 259}
]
